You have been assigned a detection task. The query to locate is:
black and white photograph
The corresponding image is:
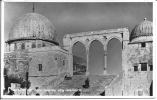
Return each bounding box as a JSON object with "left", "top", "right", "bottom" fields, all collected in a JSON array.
[{"left": 1, "top": 0, "right": 155, "bottom": 98}]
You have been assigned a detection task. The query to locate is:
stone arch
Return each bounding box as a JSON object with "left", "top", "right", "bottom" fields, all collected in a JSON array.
[
  {"left": 106, "top": 36, "right": 122, "bottom": 74},
  {"left": 88, "top": 38, "right": 104, "bottom": 49},
  {"left": 88, "top": 39, "right": 104, "bottom": 75},
  {"left": 71, "top": 40, "right": 87, "bottom": 50},
  {"left": 72, "top": 40, "right": 87, "bottom": 75},
  {"left": 106, "top": 36, "right": 122, "bottom": 48},
  {"left": 36, "top": 77, "right": 49, "bottom": 88}
]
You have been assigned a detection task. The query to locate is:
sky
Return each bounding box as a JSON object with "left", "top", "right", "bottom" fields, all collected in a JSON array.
[{"left": 4, "top": 2, "right": 153, "bottom": 75}]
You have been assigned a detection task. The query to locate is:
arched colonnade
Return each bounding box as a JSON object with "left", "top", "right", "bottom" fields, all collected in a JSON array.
[{"left": 63, "top": 28, "right": 129, "bottom": 76}]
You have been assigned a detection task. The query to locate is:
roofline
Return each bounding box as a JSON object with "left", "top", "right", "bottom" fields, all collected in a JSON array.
[
  {"left": 5, "top": 38, "right": 59, "bottom": 46},
  {"left": 64, "top": 27, "right": 129, "bottom": 38}
]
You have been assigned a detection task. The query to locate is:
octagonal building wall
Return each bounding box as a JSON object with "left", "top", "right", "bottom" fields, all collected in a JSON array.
[{"left": 27, "top": 46, "right": 70, "bottom": 89}]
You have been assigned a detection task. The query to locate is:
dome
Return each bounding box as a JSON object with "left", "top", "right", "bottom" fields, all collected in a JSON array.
[
  {"left": 130, "top": 18, "right": 153, "bottom": 43},
  {"left": 7, "top": 13, "right": 58, "bottom": 45}
]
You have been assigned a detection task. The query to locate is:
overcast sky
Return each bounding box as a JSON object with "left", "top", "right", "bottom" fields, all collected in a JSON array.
[{"left": 4, "top": 2, "right": 153, "bottom": 75}]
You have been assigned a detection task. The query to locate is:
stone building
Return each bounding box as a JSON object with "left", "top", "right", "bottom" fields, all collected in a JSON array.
[
  {"left": 105, "top": 18, "right": 153, "bottom": 96},
  {"left": 4, "top": 12, "right": 85, "bottom": 90},
  {"left": 73, "top": 55, "right": 86, "bottom": 75},
  {"left": 123, "top": 18, "right": 153, "bottom": 96}
]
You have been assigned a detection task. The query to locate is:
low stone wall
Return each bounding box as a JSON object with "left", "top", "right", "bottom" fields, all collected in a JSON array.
[{"left": 105, "top": 71, "right": 124, "bottom": 96}]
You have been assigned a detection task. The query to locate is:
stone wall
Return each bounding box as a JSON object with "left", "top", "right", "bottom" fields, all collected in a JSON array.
[
  {"left": 28, "top": 46, "right": 70, "bottom": 89},
  {"left": 105, "top": 71, "right": 124, "bottom": 96},
  {"left": 123, "top": 42, "right": 153, "bottom": 96},
  {"left": 105, "top": 40, "right": 153, "bottom": 96},
  {"left": 4, "top": 46, "right": 70, "bottom": 90},
  {"left": 4, "top": 50, "right": 29, "bottom": 78}
]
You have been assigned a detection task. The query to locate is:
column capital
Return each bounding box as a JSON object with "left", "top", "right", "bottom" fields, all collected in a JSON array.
[
  {"left": 103, "top": 44, "right": 107, "bottom": 51},
  {"left": 86, "top": 49, "right": 90, "bottom": 55},
  {"left": 103, "top": 50, "right": 107, "bottom": 56}
]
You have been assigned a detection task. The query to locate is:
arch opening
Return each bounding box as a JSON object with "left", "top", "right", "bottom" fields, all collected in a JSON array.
[
  {"left": 89, "top": 40, "right": 104, "bottom": 75},
  {"left": 107, "top": 38, "right": 122, "bottom": 75},
  {"left": 72, "top": 41, "right": 86, "bottom": 75}
]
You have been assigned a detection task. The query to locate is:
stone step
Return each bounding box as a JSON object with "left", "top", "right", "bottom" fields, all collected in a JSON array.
[{"left": 44, "top": 74, "right": 116, "bottom": 95}]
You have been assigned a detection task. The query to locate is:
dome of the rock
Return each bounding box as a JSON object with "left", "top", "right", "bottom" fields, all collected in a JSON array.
[{"left": 7, "top": 13, "right": 58, "bottom": 44}]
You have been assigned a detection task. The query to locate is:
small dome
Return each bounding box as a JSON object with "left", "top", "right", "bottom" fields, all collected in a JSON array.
[
  {"left": 130, "top": 18, "right": 153, "bottom": 43},
  {"left": 7, "top": 13, "right": 58, "bottom": 44}
]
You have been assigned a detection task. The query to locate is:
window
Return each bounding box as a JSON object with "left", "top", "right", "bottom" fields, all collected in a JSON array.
[
  {"left": 32, "top": 43, "right": 36, "bottom": 48},
  {"left": 63, "top": 59, "right": 65, "bottom": 66},
  {"left": 141, "top": 63, "right": 147, "bottom": 71},
  {"left": 134, "top": 66, "right": 138, "bottom": 71},
  {"left": 21, "top": 43, "right": 25, "bottom": 50},
  {"left": 14, "top": 43, "right": 17, "bottom": 50},
  {"left": 150, "top": 65, "right": 153, "bottom": 71},
  {"left": 38, "top": 64, "right": 42, "bottom": 71},
  {"left": 42, "top": 43, "right": 45, "bottom": 47},
  {"left": 141, "top": 43, "right": 146, "bottom": 48}
]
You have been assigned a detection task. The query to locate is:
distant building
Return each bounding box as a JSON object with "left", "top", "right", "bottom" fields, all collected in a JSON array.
[{"left": 73, "top": 55, "right": 86, "bottom": 75}]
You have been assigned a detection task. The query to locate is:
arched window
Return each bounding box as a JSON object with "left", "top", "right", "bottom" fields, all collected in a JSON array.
[
  {"left": 21, "top": 43, "right": 25, "bottom": 50},
  {"left": 38, "top": 64, "right": 42, "bottom": 71},
  {"left": 42, "top": 43, "right": 46, "bottom": 47},
  {"left": 32, "top": 43, "right": 36, "bottom": 48},
  {"left": 14, "top": 43, "right": 17, "bottom": 50},
  {"left": 63, "top": 59, "right": 65, "bottom": 66}
]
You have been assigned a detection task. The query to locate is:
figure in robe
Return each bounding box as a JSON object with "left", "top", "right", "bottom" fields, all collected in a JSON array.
[
  {"left": 73, "top": 88, "right": 81, "bottom": 96},
  {"left": 82, "top": 78, "right": 90, "bottom": 88},
  {"left": 64, "top": 75, "right": 72, "bottom": 80}
]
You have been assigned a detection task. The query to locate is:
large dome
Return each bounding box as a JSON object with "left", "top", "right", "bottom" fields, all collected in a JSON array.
[
  {"left": 130, "top": 18, "right": 153, "bottom": 43},
  {"left": 7, "top": 13, "right": 57, "bottom": 44}
]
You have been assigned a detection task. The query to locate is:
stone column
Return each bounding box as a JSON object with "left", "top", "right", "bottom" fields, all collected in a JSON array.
[
  {"left": 86, "top": 48, "right": 89, "bottom": 76},
  {"left": 69, "top": 48, "right": 73, "bottom": 76},
  {"left": 103, "top": 50, "right": 107, "bottom": 75}
]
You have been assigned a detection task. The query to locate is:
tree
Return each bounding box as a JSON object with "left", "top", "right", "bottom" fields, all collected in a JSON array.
[{"left": 4, "top": 67, "right": 31, "bottom": 92}]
